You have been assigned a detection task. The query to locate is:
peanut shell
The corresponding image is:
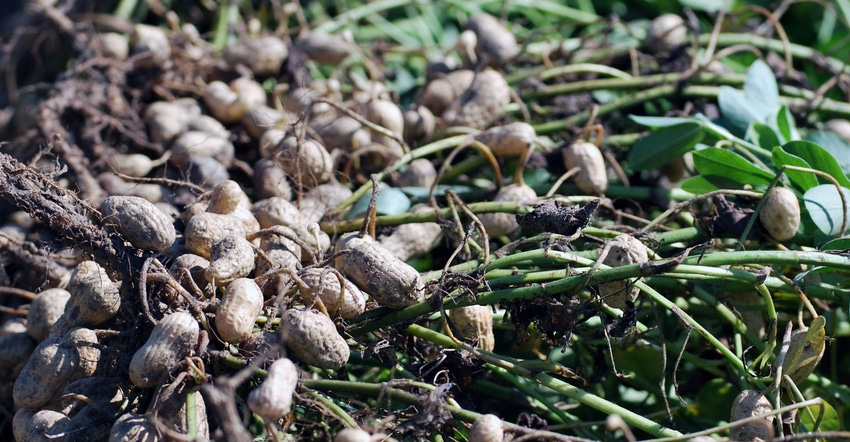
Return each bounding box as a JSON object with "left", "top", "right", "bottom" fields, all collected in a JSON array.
[
  {"left": 563, "top": 141, "right": 608, "bottom": 195},
  {"left": 247, "top": 357, "right": 299, "bottom": 419},
  {"left": 129, "top": 312, "right": 199, "bottom": 388},
  {"left": 299, "top": 267, "right": 366, "bottom": 319},
  {"left": 281, "top": 308, "right": 349, "bottom": 369},
  {"left": 334, "top": 233, "right": 424, "bottom": 309},
  {"left": 215, "top": 278, "right": 264, "bottom": 344},
  {"left": 101, "top": 195, "right": 176, "bottom": 252},
  {"left": 759, "top": 187, "right": 800, "bottom": 241},
  {"left": 598, "top": 235, "right": 648, "bottom": 310}
]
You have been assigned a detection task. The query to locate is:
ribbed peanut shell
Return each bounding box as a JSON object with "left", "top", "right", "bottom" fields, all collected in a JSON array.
[
  {"left": 101, "top": 195, "right": 176, "bottom": 252},
  {"left": 281, "top": 309, "right": 349, "bottom": 369},
  {"left": 216, "top": 278, "right": 264, "bottom": 344},
  {"left": 563, "top": 141, "right": 607, "bottom": 195},
  {"left": 129, "top": 312, "right": 199, "bottom": 388},
  {"left": 333, "top": 233, "right": 424, "bottom": 309}
]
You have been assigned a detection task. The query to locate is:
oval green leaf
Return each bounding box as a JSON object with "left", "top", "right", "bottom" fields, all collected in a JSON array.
[
  {"left": 628, "top": 121, "right": 705, "bottom": 171},
  {"left": 692, "top": 148, "right": 775, "bottom": 186},
  {"left": 746, "top": 123, "right": 781, "bottom": 151},
  {"left": 782, "top": 140, "right": 850, "bottom": 188},
  {"left": 805, "top": 130, "right": 850, "bottom": 175},
  {"left": 347, "top": 187, "right": 411, "bottom": 219},
  {"left": 772, "top": 147, "right": 818, "bottom": 192},
  {"left": 803, "top": 184, "right": 850, "bottom": 236}
]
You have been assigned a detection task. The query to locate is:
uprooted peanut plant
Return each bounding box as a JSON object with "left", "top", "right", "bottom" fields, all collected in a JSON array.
[{"left": 3, "top": 1, "right": 850, "bottom": 441}]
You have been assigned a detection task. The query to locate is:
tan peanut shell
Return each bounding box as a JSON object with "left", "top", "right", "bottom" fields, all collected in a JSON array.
[
  {"left": 281, "top": 309, "right": 350, "bottom": 369},
  {"left": 403, "top": 105, "right": 436, "bottom": 143},
  {"left": 334, "top": 233, "right": 425, "bottom": 309},
  {"left": 469, "top": 414, "right": 504, "bottom": 442},
  {"left": 252, "top": 197, "right": 331, "bottom": 258},
  {"left": 563, "top": 141, "right": 608, "bottom": 195},
  {"left": 129, "top": 312, "right": 199, "bottom": 388},
  {"left": 295, "top": 31, "right": 355, "bottom": 65},
  {"left": 759, "top": 187, "right": 800, "bottom": 241},
  {"left": 598, "top": 235, "right": 648, "bottom": 310},
  {"left": 298, "top": 268, "right": 366, "bottom": 319},
  {"left": 27, "top": 288, "right": 71, "bottom": 341},
  {"left": 334, "top": 428, "right": 373, "bottom": 442},
  {"left": 645, "top": 13, "right": 687, "bottom": 52},
  {"left": 378, "top": 205, "right": 442, "bottom": 262},
  {"left": 449, "top": 305, "right": 495, "bottom": 351},
  {"left": 441, "top": 69, "right": 510, "bottom": 130},
  {"left": 109, "top": 413, "right": 158, "bottom": 442},
  {"left": 151, "top": 378, "right": 209, "bottom": 439},
  {"left": 474, "top": 122, "right": 535, "bottom": 157},
  {"left": 0, "top": 332, "right": 37, "bottom": 401},
  {"left": 317, "top": 116, "right": 370, "bottom": 152},
  {"left": 394, "top": 158, "right": 438, "bottom": 189},
  {"left": 276, "top": 136, "right": 333, "bottom": 187},
  {"left": 144, "top": 99, "right": 200, "bottom": 145},
  {"left": 184, "top": 212, "right": 248, "bottom": 259},
  {"left": 417, "top": 70, "right": 475, "bottom": 116},
  {"left": 364, "top": 98, "right": 405, "bottom": 148},
  {"left": 467, "top": 13, "right": 519, "bottom": 66},
  {"left": 205, "top": 235, "right": 256, "bottom": 287},
  {"left": 224, "top": 34, "right": 288, "bottom": 75},
  {"left": 253, "top": 158, "right": 292, "bottom": 201},
  {"left": 68, "top": 260, "right": 121, "bottom": 325},
  {"left": 207, "top": 180, "right": 251, "bottom": 214},
  {"left": 216, "top": 278, "right": 264, "bottom": 344},
  {"left": 169, "top": 253, "right": 210, "bottom": 291},
  {"left": 170, "top": 130, "right": 235, "bottom": 169},
  {"left": 13, "top": 328, "right": 100, "bottom": 409},
  {"left": 13, "top": 408, "right": 72, "bottom": 442},
  {"left": 479, "top": 184, "right": 537, "bottom": 238},
  {"left": 130, "top": 24, "right": 170, "bottom": 68},
  {"left": 826, "top": 119, "right": 850, "bottom": 143},
  {"left": 247, "top": 357, "right": 299, "bottom": 419},
  {"left": 203, "top": 81, "right": 241, "bottom": 123},
  {"left": 101, "top": 195, "right": 176, "bottom": 252},
  {"left": 298, "top": 182, "right": 354, "bottom": 223},
  {"left": 730, "top": 389, "right": 773, "bottom": 441}
]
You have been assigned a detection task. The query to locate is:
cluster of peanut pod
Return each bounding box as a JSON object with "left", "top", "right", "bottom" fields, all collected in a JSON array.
[{"left": 0, "top": 6, "right": 812, "bottom": 442}]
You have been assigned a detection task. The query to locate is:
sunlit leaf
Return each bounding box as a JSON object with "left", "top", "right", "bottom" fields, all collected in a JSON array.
[
  {"left": 692, "top": 148, "right": 774, "bottom": 186},
  {"left": 803, "top": 184, "right": 850, "bottom": 236},
  {"left": 783, "top": 140, "right": 850, "bottom": 188},
  {"left": 805, "top": 130, "right": 850, "bottom": 175},
  {"left": 773, "top": 147, "right": 818, "bottom": 192}
]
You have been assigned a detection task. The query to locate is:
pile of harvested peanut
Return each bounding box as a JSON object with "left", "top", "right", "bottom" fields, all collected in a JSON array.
[{"left": 0, "top": 3, "right": 842, "bottom": 442}]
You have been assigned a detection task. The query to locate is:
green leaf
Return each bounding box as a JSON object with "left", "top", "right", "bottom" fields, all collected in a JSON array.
[
  {"left": 744, "top": 59, "right": 780, "bottom": 111},
  {"left": 347, "top": 187, "right": 411, "bottom": 219},
  {"left": 803, "top": 184, "right": 850, "bottom": 236},
  {"left": 772, "top": 105, "right": 800, "bottom": 143},
  {"left": 782, "top": 140, "right": 850, "bottom": 188},
  {"left": 805, "top": 130, "right": 850, "bottom": 175},
  {"left": 692, "top": 148, "right": 775, "bottom": 186},
  {"left": 717, "top": 60, "right": 780, "bottom": 135},
  {"left": 746, "top": 123, "right": 781, "bottom": 151},
  {"left": 681, "top": 175, "right": 719, "bottom": 194},
  {"left": 628, "top": 121, "right": 705, "bottom": 171},
  {"left": 680, "top": 175, "right": 748, "bottom": 193},
  {"left": 800, "top": 398, "right": 840, "bottom": 432},
  {"left": 772, "top": 147, "right": 818, "bottom": 192},
  {"left": 628, "top": 115, "right": 693, "bottom": 128},
  {"left": 820, "top": 237, "right": 850, "bottom": 251},
  {"left": 694, "top": 379, "right": 736, "bottom": 422}
]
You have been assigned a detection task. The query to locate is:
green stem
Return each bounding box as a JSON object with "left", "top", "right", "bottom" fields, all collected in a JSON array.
[
  {"left": 405, "top": 323, "right": 681, "bottom": 438},
  {"left": 306, "top": 391, "right": 360, "bottom": 428}
]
